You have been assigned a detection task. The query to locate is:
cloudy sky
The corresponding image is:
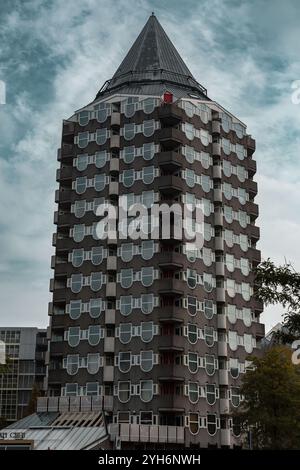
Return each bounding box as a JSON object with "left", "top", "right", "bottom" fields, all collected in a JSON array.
[{"left": 0, "top": 0, "right": 299, "bottom": 331}]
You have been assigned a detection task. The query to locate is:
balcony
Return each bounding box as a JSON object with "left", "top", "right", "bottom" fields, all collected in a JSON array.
[
  {"left": 214, "top": 189, "right": 222, "bottom": 203},
  {"left": 213, "top": 165, "right": 222, "bottom": 179},
  {"left": 248, "top": 201, "right": 259, "bottom": 219},
  {"left": 54, "top": 211, "right": 70, "bottom": 227},
  {"left": 156, "top": 395, "right": 186, "bottom": 411},
  {"left": 249, "top": 247, "right": 261, "bottom": 264},
  {"left": 216, "top": 287, "right": 226, "bottom": 303},
  {"left": 107, "top": 256, "right": 117, "bottom": 271},
  {"left": 219, "top": 370, "right": 228, "bottom": 386},
  {"left": 156, "top": 306, "right": 186, "bottom": 324},
  {"left": 217, "top": 314, "right": 227, "bottom": 330},
  {"left": 218, "top": 341, "right": 227, "bottom": 357},
  {"left": 156, "top": 151, "right": 183, "bottom": 172},
  {"left": 55, "top": 189, "right": 72, "bottom": 204},
  {"left": 110, "top": 112, "right": 121, "bottom": 128},
  {"left": 214, "top": 212, "right": 223, "bottom": 227},
  {"left": 158, "top": 335, "right": 186, "bottom": 351},
  {"left": 106, "top": 282, "right": 116, "bottom": 298},
  {"left": 157, "top": 364, "right": 186, "bottom": 382},
  {"left": 57, "top": 165, "right": 73, "bottom": 181},
  {"left": 58, "top": 143, "right": 74, "bottom": 161},
  {"left": 215, "top": 236, "right": 224, "bottom": 251},
  {"left": 215, "top": 262, "right": 225, "bottom": 277},
  {"left": 212, "top": 142, "right": 221, "bottom": 156},
  {"left": 109, "top": 181, "right": 119, "bottom": 197},
  {"left": 249, "top": 225, "right": 260, "bottom": 240},
  {"left": 158, "top": 279, "right": 184, "bottom": 296},
  {"left": 110, "top": 135, "right": 120, "bottom": 149},
  {"left": 157, "top": 252, "right": 184, "bottom": 270},
  {"left": 212, "top": 120, "right": 221, "bottom": 134},
  {"left": 248, "top": 159, "right": 257, "bottom": 176},
  {"left": 109, "top": 158, "right": 119, "bottom": 173},
  {"left": 246, "top": 135, "right": 256, "bottom": 156},
  {"left": 219, "top": 398, "right": 230, "bottom": 415},
  {"left": 103, "top": 365, "right": 114, "bottom": 382},
  {"left": 158, "top": 127, "right": 184, "bottom": 149},
  {"left": 158, "top": 103, "right": 184, "bottom": 126},
  {"left": 104, "top": 337, "right": 115, "bottom": 353},
  {"left": 48, "top": 368, "right": 65, "bottom": 384},
  {"left": 220, "top": 429, "right": 231, "bottom": 446},
  {"left": 158, "top": 174, "right": 184, "bottom": 196},
  {"left": 105, "top": 309, "right": 116, "bottom": 325},
  {"left": 255, "top": 322, "right": 265, "bottom": 339},
  {"left": 116, "top": 423, "right": 185, "bottom": 445},
  {"left": 248, "top": 179, "right": 258, "bottom": 196}
]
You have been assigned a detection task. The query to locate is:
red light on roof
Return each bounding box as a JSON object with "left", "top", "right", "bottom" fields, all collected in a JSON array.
[{"left": 163, "top": 92, "right": 173, "bottom": 103}]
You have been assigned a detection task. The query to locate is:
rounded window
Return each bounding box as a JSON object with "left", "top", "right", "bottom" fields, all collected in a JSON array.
[
  {"left": 185, "top": 169, "right": 195, "bottom": 188},
  {"left": 76, "top": 154, "right": 88, "bottom": 171},
  {"left": 223, "top": 160, "right": 231, "bottom": 177},
  {"left": 143, "top": 120, "right": 155, "bottom": 137},
  {"left": 124, "top": 98, "right": 137, "bottom": 118},
  {"left": 74, "top": 200, "right": 86, "bottom": 218},
  {"left": 143, "top": 166, "right": 155, "bottom": 185},
  {"left": 87, "top": 354, "right": 100, "bottom": 374},
  {"left": 188, "top": 324, "right": 198, "bottom": 344},
  {"left": 237, "top": 165, "right": 246, "bottom": 182},
  {"left": 187, "top": 296, "right": 197, "bottom": 316},
  {"left": 123, "top": 169, "right": 135, "bottom": 188},
  {"left": 69, "top": 300, "right": 81, "bottom": 320},
  {"left": 243, "top": 308, "right": 252, "bottom": 327},
  {"left": 189, "top": 413, "right": 199, "bottom": 435},
  {"left": 68, "top": 327, "right": 80, "bottom": 348},
  {"left": 118, "top": 381, "right": 130, "bottom": 403},
  {"left": 184, "top": 123, "right": 194, "bottom": 140},
  {"left": 221, "top": 114, "right": 231, "bottom": 133},
  {"left": 204, "top": 274, "right": 213, "bottom": 293},
  {"left": 78, "top": 132, "right": 89, "bottom": 149},
  {"left": 143, "top": 143, "right": 155, "bottom": 161},
  {"left": 141, "top": 240, "right": 154, "bottom": 260},
  {"left": 71, "top": 274, "right": 82, "bottom": 293},
  {"left": 141, "top": 294, "right": 154, "bottom": 314},
  {"left": 204, "top": 326, "right": 214, "bottom": 347},
  {"left": 222, "top": 138, "right": 231, "bottom": 155},
  {"left": 120, "top": 269, "right": 133, "bottom": 289},
  {"left": 231, "top": 388, "right": 240, "bottom": 407},
  {"left": 124, "top": 146, "right": 135, "bottom": 164},
  {"left": 119, "top": 352, "right": 131, "bottom": 373},
  {"left": 96, "top": 128, "right": 107, "bottom": 145},
  {"left": 88, "top": 325, "right": 101, "bottom": 346},
  {"left": 121, "top": 243, "right": 133, "bottom": 262},
  {"left": 140, "top": 351, "right": 154, "bottom": 372},
  {"left": 75, "top": 177, "right": 87, "bottom": 194},
  {"left": 119, "top": 323, "right": 132, "bottom": 344},
  {"left": 228, "top": 331, "right": 238, "bottom": 351},
  {"left": 140, "top": 380, "right": 153, "bottom": 402},
  {"left": 72, "top": 248, "right": 84, "bottom": 267},
  {"left": 202, "top": 175, "right": 211, "bottom": 193},
  {"left": 226, "top": 254, "right": 235, "bottom": 272},
  {"left": 230, "top": 358, "right": 239, "bottom": 379},
  {"left": 141, "top": 267, "right": 154, "bottom": 287},
  {"left": 141, "top": 322, "right": 154, "bottom": 343},
  {"left": 79, "top": 111, "right": 89, "bottom": 126},
  {"left": 189, "top": 383, "right": 199, "bottom": 404},
  {"left": 66, "top": 356, "right": 79, "bottom": 375},
  {"left": 91, "top": 272, "right": 102, "bottom": 291},
  {"left": 206, "top": 384, "right": 216, "bottom": 405},
  {"left": 207, "top": 414, "right": 217, "bottom": 436},
  {"left": 236, "top": 143, "right": 244, "bottom": 160},
  {"left": 227, "top": 305, "right": 236, "bottom": 324},
  {"left": 239, "top": 211, "right": 247, "bottom": 228},
  {"left": 205, "top": 355, "right": 215, "bottom": 376},
  {"left": 185, "top": 146, "right": 195, "bottom": 163},
  {"left": 95, "top": 151, "right": 107, "bottom": 168},
  {"left": 188, "top": 353, "right": 198, "bottom": 373},
  {"left": 94, "top": 174, "right": 106, "bottom": 192},
  {"left": 124, "top": 123, "right": 135, "bottom": 140},
  {"left": 91, "top": 246, "right": 103, "bottom": 265},
  {"left": 143, "top": 98, "right": 155, "bottom": 114},
  {"left": 224, "top": 207, "right": 233, "bottom": 224},
  {"left": 187, "top": 269, "right": 197, "bottom": 289},
  {"left": 200, "top": 129, "right": 209, "bottom": 146},
  {"left": 204, "top": 300, "right": 214, "bottom": 320},
  {"left": 97, "top": 103, "right": 108, "bottom": 123},
  {"left": 120, "top": 296, "right": 132, "bottom": 316},
  {"left": 90, "top": 299, "right": 102, "bottom": 318}
]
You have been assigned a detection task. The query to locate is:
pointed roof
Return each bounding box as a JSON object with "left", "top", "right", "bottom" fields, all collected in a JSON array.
[{"left": 96, "top": 14, "right": 207, "bottom": 99}]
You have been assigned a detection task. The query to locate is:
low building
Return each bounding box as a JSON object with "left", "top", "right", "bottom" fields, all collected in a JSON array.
[{"left": 0, "top": 327, "right": 47, "bottom": 424}]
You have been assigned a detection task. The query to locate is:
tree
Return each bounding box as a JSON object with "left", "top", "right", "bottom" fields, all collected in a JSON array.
[
  {"left": 254, "top": 259, "right": 300, "bottom": 343},
  {"left": 237, "top": 346, "right": 300, "bottom": 449}
]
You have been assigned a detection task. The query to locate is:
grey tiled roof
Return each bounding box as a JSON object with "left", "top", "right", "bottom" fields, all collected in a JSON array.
[{"left": 96, "top": 14, "right": 208, "bottom": 100}]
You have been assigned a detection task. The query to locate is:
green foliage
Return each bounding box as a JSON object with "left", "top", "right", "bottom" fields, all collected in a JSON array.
[{"left": 238, "top": 346, "right": 300, "bottom": 449}]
